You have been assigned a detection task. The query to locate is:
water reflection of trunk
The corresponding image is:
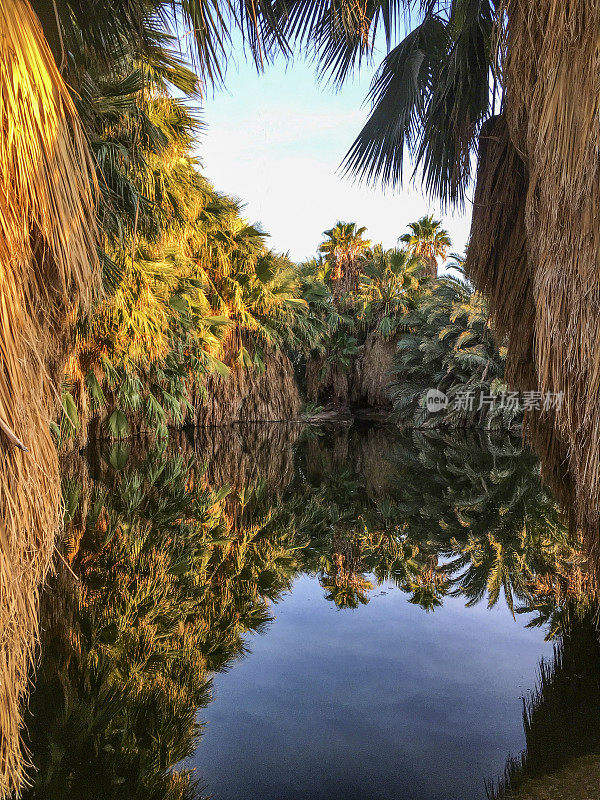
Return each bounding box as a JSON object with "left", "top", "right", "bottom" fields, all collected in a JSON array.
[
  {"left": 491, "top": 609, "right": 600, "bottom": 799},
  {"left": 304, "top": 426, "right": 397, "bottom": 609},
  {"left": 332, "top": 535, "right": 363, "bottom": 586},
  {"left": 193, "top": 422, "right": 300, "bottom": 496},
  {"left": 60, "top": 448, "right": 94, "bottom": 564},
  {"left": 193, "top": 422, "right": 301, "bottom": 532},
  {"left": 304, "top": 424, "right": 397, "bottom": 500},
  {"left": 354, "top": 426, "right": 399, "bottom": 500}
]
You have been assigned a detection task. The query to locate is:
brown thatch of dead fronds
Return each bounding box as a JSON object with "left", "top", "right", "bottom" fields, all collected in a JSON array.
[
  {"left": 63, "top": 332, "right": 301, "bottom": 448},
  {"left": 0, "top": 2, "right": 98, "bottom": 794},
  {"left": 466, "top": 113, "right": 535, "bottom": 392},
  {"left": 351, "top": 333, "right": 397, "bottom": 408},
  {"left": 306, "top": 333, "right": 398, "bottom": 410},
  {"left": 505, "top": 0, "right": 600, "bottom": 573},
  {"left": 466, "top": 113, "right": 573, "bottom": 519},
  {"left": 305, "top": 354, "right": 351, "bottom": 406},
  {"left": 196, "top": 334, "right": 301, "bottom": 427},
  {"left": 467, "top": 2, "right": 600, "bottom": 580}
]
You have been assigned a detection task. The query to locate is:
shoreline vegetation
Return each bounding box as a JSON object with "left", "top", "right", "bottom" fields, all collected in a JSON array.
[{"left": 56, "top": 216, "right": 519, "bottom": 448}]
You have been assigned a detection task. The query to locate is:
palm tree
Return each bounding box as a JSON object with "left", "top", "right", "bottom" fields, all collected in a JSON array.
[
  {"left": 399, "top": 216, "right": 450, "bottom": 279},
  {"left": 390, "top": 273, "right": 513, "bottom": 429},
  {"left": 358, "top": 246, "right": 426, "bottom": 327},
  {"left": 0, "top": 4, "right": 98, "bottom": 793},
  {"left": 319, "top": 221, "right": 371, "bottom": 299}
]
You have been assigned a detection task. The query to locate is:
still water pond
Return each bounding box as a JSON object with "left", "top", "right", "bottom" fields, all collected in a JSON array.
[
  {"left": 25, "top": 423, "right": 600, "bottom": 799},
  {"left": 193, "top": 574, "right": 549, "bottom": 800}
]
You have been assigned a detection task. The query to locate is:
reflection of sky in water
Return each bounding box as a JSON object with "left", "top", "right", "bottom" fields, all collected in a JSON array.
[{"left": 191, "top": 573, "right": 553, "bottom": 800}]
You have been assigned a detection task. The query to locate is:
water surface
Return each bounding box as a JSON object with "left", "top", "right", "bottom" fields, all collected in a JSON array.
[
  {"left": 194, "top": 573, "right": 549, "bottom": 800},
  {"left": 24, "top": 423, "right": 600, "bottom": 800}
]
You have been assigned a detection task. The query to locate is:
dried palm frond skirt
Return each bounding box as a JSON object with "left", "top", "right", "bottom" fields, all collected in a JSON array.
[
  {"left": 0, "top": 1, "right": 97, "bottom": 793},
  {"left": 467, "top": 0, "right": 600, "bottom": 578}
]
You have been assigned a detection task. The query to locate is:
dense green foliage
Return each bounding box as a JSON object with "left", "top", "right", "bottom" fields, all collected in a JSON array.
[
  {"left": 54, "top": 38, "right": 309, "bottom": 441},
  {"left": 293, "top": 228, "right": 518, "bottom": 427},
  {"left": 391, "top": 266, "right": 519, "bottom": 428},
  {"left": 31, "top": 2, "right": 513, "bottom": 441},
  {"left": 296, "top": 239, "right": 429, "bottom": 401}
]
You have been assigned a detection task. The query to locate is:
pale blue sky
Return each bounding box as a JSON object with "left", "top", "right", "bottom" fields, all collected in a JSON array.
[{"left": 196, "top": 50, "right": 472, "bottom": 264}]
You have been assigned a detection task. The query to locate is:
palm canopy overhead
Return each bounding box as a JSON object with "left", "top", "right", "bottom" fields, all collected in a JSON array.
[
  {"left": 34, "top": 0, "right": 488, "bottom": 204},
  {"left": 337, "top": 1, "right": 494, "bottom": 205},
  {"left": 399, "top": 215, "right": 451, "bottom": 278}
]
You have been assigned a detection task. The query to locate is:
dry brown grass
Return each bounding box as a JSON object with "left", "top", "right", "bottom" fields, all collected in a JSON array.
[
  {"left": 0, "top": 1, "right": 97, "bottom": 793},
  {"left": 505, "top": 754, "right": 600, "bottom": 800},
  {"left": 468, "top": 1, "right": 600, "bottom": 579}
]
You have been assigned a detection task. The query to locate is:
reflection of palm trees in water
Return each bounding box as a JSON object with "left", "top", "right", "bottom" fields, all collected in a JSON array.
[
  {"left": 319, "top": 533, "right": 374, "bottom": 609},
  {"left": 303, "top": 425, "right": 588, "bottom": 616},
  {"left": 23, "top": 437, "right": 304, "bottom": 799},
  {"left": 490, "top": 610, "right": 600, "bottom": 799},
  {"left": 21, "top": 422, "right": 599, "bottom": 797},
  {"left": 406, "top": 555, "right": 449, "bottom": 612},
  {"left": 384, "top": 429, "right": 593, "bottom": 617}
]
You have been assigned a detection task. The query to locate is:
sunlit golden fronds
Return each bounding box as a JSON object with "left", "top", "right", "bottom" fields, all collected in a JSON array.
[{"left": 0, "top": 1, "right": 98, "bottom": 793}]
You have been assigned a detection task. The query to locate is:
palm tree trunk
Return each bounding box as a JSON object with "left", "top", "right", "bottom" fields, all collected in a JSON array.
[
  {"left": 0, "top": 2, "right": 97, "bottom": 793},
  {"left": 506, "top": 0, "right": 600, "bottom": 572},
  {"left": 426, "top": 255, "right": 438, "bottom": 279}
]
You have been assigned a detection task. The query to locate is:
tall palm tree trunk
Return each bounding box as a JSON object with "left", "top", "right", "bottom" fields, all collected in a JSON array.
[
  {"left": 0, "top": 3, "right": 97, "bottom": 794},
  {"left": 425, "top": 255, "right": 438, "bottom": 280},
  {"left": 468, "top": 0, "right": 600, "bottom": 574}
]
